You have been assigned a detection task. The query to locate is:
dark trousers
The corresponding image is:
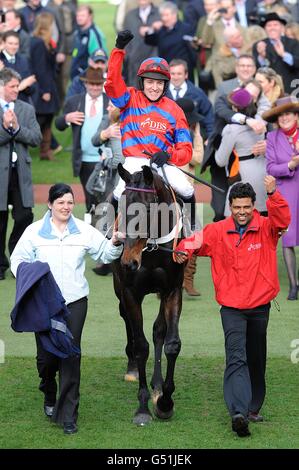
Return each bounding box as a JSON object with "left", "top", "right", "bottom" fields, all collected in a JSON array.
[
  {"left": 37, "top": 113, "right": 54, "bottom": 158},
  {"left": 35, "top": 297, "right": 88, "bottom": 424},
  {"left": 79, "top": 162, "right": 97, "bottom": 212},
  {"left": 220, "top": 304, "right": 270, "bottom": 418},
  {"left": 210, "top": 165, "right": 228, "bottom": 222},
  {"left": 0, "top": 168, "right": 33, "bottom": 270}
]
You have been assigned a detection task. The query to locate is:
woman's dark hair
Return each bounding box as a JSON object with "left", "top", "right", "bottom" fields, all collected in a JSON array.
[
  {"left": 229, "top": 182, "right": 256, "bottom": 203},
  {"left": 237, "top": 100, "right": 257, "bottom": 118},
  {"left": 48, "top": 183, "right": 74, "bottom": 204}
]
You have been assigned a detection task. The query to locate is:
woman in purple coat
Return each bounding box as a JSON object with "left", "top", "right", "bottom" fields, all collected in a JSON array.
[{"left": 263, "top": 96, "right": 299, "bottom": 300}]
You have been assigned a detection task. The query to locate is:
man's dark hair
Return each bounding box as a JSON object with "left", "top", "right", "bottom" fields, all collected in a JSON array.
[
  {"left": 48, "top": 183, "right": 74, "bottom": 204},
  {"left": 6, "top": 9, "right": 23, "bottom": 21},
  {"left": 3, "top": 30, "right": 19, "bottom": 42},
  {"left": 229, "top": 182, "right": 256, "bottom": 203},
  {"left": 169, "top": 58, "right": 188, "bottom": 73},
  {"left": 78, "top": 4, "right": 93, "bottom": 16},
  {"left": 0, "top": 67, "right": 21, "bottom": 84},
  {"left": 236, "top": 54, "right": 255, "bottom": 64}
]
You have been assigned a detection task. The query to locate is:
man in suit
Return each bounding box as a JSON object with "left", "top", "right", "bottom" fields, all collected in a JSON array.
[
  {"left": 0, "top": 30, "right": 36, "bottom": 104},
  {"left": 167, "top": 58, "right": 214, "bottom": 139},
  {"left": 123, "top": 0, "right": 161, "bottom": 87},
  {"left": 143, "top": 1, "right": 196, "bottom": 82},
  {"left": 3, "top": 9, "right": 31, "bottom": 58},
  {"left": 215, "top": 53, "right": 256, "bottom": 99},
  {"left": 0, "top": 67, "right": 42, "bottom": 280},
  {"left": 183, "top": 0, "right": 206, "bottom": 35},
  {"left": 201, "top": 0, "right": 245, "bottom": 57},
  {"left": 252, "top": 12, "right": 299, "bottom": 93},
  {"left": 55, "top": 67, "right": 108, "bottom": 211},
  {"left": 234, "top": 0, "right": 259, "bottom": 27}
]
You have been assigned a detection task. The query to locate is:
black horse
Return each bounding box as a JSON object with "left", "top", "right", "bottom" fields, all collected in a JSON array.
[{"left": 112, "top": 163, "right": 186, "bottom": 426}]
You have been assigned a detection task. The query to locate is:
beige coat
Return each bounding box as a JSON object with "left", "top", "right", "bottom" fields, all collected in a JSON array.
[{"left": 182, "top": 123, "right": 203, "bottom": 183}]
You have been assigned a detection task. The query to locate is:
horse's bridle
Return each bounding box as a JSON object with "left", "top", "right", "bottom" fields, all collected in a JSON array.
[
  {"left": 124, "top": 183, "right": 185, "bottom": 258},
  {"left": 125, "top": 186, "right": 157, "bottom": 194}
]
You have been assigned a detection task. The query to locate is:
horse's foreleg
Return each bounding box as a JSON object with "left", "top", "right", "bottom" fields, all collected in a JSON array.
[
  {"left": 113, "top": 269, "right": 138, "bottom": 381},
  {"left": 151, "top": 301, "right": 167, "bottom": 404},
  {"left": 154, "top": 288, "right": 182, "bottom": 420},
  {"left": 133, "top": 333, "right": 152, "bottom": 426},
  {"left": 123, "top": 293, "right": 152, "bottom": 426}
]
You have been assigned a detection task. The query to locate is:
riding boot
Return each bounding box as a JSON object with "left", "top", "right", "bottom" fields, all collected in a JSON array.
[
  {"left": 183, "top": 254, "right": 200, "bottom": 296},
  {"left": 182, "top": 193, "right": 197, "bottom": 232},
  {"left": 40, "top": 126, "right": 54, "bottom": 160},
  {"left": 283, "top": 247, "right": 298, "bottom": 300}
]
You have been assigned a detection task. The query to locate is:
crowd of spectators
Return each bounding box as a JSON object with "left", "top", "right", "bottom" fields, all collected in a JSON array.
[{"left": 1, "top": 0, "right": 299, "bottom": 298}]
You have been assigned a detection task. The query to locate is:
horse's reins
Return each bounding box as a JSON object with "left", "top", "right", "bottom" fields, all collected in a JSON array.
[{"left": 142, "top": 149, "right": 225, "bottom": 194}]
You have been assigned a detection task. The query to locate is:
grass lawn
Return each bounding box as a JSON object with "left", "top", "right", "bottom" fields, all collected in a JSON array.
[{"left": 0, "top": 357, "right": 298, "bottom": 450}]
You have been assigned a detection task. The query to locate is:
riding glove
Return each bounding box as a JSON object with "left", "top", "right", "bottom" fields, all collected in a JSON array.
[
  {"left": 115, "top": 30, "right": 134, "bottom": 49},
  {"left": 152, "top": 151, "right": 170, "bottom": 167}
]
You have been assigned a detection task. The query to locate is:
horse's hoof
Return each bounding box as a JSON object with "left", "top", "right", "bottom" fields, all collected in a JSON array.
[
  {"left": 152, "top": 389, "right": 162, "bottom": 405},
  {"left": 154, "top": 405, "right": 174, "bottom": 420},
  {"left": 124, "top": 370, "right": 139, "bottom": 382},
  {"left": 133, "top": 413, "right": 152, "bottom": 426}
]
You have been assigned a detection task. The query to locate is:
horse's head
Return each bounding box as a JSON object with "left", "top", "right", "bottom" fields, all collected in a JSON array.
[{"left": 118, "top": 163, "right": 160, "bottom": 271}]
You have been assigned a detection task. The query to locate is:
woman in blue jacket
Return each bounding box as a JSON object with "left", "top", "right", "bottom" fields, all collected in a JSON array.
[{"left": 11, "top": 183, "right": 123, "bottom": 434}]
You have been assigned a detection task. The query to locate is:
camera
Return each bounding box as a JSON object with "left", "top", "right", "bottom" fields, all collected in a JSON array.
[{"left": 218, "top": 8, "right": 228, "bottom": 14}]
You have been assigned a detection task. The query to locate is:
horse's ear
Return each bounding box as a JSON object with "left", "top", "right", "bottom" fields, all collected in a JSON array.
[
  {"left": 142, "top": 165, "right": 153, "bottom": 186},
  {"left": 118, "top": 163, "right": 131, "bottom": 184}
]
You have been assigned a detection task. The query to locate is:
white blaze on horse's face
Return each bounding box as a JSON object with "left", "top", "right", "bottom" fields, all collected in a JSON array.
[
  {"left": 120, "top": 196, "right": 150, "bottom": 271},
  {"left": 121, "top": 238, "right": 147, "bottom": 272}
]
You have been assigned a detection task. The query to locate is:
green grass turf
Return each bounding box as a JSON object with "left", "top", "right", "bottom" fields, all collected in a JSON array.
[{"left": 0, "top": 356, "right": 298, "bottom": 449}]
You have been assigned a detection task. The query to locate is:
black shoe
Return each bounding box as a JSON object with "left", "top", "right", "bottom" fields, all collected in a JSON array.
[
  {"left": 63, "top": 422, "right": 78, "bottom": 434},
  {"left": 0, "top": 269, "right": 5, "bottom": 280},
  {"left": 232, "top": 413, "right": 251, "bottom": 437},
  {"left": 287, "top": 287, "right": 298, "bottom": 300},
  {"left": 248, "top": 412, "right": 264, "bottom": 423},
  {"left": 92, "top": 264, "right": 111, "bottom": 276},
  {"left": 44, "top": 405, "right": 54, "bottom": 418}
]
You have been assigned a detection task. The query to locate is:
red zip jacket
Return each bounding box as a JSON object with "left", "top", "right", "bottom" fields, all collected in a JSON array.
[
  {"left": 177, "top": 191, "right": 291, "bottom": 309},
  {"left": 105, "top": 48, "right": 192, "bottom": 166}
]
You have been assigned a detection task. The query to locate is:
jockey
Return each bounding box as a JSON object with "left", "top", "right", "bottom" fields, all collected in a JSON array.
[{"left": 104, "top": 30, "right": 196, "bottom": 226}]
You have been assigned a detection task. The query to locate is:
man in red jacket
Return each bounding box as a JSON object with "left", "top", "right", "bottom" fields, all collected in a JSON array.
[{"left": 175, "top": 175, "right": 291, "bottom": 437}]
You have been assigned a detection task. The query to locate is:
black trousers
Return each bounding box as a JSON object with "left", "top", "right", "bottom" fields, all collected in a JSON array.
[
  {"left": 210, "top": 165, "right": 228, "bottom": 222},
  {"left": 220, "top": 304, "right": 270, "bottom": 418},
  {"left": 35, "top": 297, "right": 88, "bottom": 425},
  {"left": 79, "top": 162, "right": 97, "bottom": 212},
  {"left": 0, "top": 168, "right": 33, "bottom": 270}
]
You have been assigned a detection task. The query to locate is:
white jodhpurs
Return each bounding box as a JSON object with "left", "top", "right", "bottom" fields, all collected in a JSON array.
[{"left": 113, "top": 157, "right": 194, "bottom": 200}]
